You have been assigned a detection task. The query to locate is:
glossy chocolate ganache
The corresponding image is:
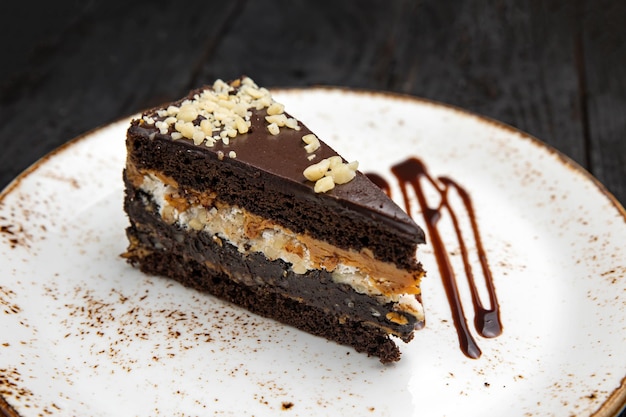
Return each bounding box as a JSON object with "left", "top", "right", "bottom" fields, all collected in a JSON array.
[{"left": 368, "top": 157, "right": 503, "bottom": 359}]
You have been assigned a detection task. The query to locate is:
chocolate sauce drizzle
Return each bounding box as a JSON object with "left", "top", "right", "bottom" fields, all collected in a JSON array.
[{"left": 368, "top": 157, "right": 502, "bottom": 359}]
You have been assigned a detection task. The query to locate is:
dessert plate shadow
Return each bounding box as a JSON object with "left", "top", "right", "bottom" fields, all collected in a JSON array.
[{"left": 1, "top": 88, "right": 625, "bottom": 417}]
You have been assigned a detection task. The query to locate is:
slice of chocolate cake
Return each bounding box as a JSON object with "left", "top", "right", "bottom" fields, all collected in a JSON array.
[{"left": 123, "top": 77, "right": 426, "bottom": 362}]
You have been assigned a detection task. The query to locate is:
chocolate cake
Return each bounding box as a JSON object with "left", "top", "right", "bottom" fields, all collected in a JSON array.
[{"left": 122, "top": 77, "right": 426, "bottom": 362}]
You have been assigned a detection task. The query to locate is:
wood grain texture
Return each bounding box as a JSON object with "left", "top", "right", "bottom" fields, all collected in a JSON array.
[
  {"left": 2, "top": 0, "right": 624, "bottom": 205},
  {"left": 582, "top": 0, "right": 626, "bottom": 204}
]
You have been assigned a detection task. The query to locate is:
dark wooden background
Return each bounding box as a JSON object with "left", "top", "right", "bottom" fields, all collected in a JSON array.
[{"left": 1, "top": 1, "right": 624, "bottom": 416}]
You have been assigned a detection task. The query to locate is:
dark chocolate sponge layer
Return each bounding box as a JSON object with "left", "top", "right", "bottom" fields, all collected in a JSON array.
[
  {"left": 126, "top": 248, "right": 403, "bottom": 363},
  {"left": 124, "top": 182, "right": 422, "bottom": 344}
]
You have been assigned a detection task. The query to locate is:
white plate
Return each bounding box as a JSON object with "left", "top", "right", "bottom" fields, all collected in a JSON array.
[{"left": 1, "top": 89, "right": 625, "bottom": 417}]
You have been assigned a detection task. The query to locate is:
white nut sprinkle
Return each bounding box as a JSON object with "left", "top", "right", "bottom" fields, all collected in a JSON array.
[
  {"left": 328, "top": 156, "right": 343, "bottom": 169},
  {"left": 192, "top": 130, "right": 205, "bottom": 145},
  {"left": 265, "top": 114, "right": 288, "bottom": 127},
  {"left": 228, "top": 151, "right": 237, "bottom": 158},
  {"left": 213, "top": 79, "right": 230, "bottom": 92},
  {"left": 314, "top": 176, "right": 335, "bottom": 193},
  {"left": 303, "top": 156, "right": 359, "bottom": 192},
  {"left": 141, "top": 77, "right": 298, "bottom": 148},
  {"left": 243, "top": 85, "right": 265, "bottom": 99},
  {"left": 255, "top": 97, "right": 272, "bottom": 109},
  {"left": 302, "top": 134, "right": 320, "bottom": 153},
  {"left": 234, "top": 116, "right": 249, "bottom": 134},
  {"left": 177, "top": 103, "right": 199, "bottom": 122},
  {"left": 267, "top": 123, "right": 280, "bottom": 135},
  {"left": 200, "top": 119, "right": 213, "bottom": 135},
  {"left": 232, "top": 103, "right": 248, "bottom": 117},
  {"left": 176, "top": 121, "right": 195, "bottom": 139},
  {"left": 303, "top": 158, "right": 331, "bottom": 181},
  {"left": 267, "top": 102, "right": 284, "bottom": 116},
  {"left": 285, "top": 118, "right": 300, "bottom": 130},
  {"left": 329, "top": 163, "right": 357, "bottom": 184},
  {"left": 218, "top": 99, "right": 235, "bottom": 110},
  {"left": 242, "top": 77, "right": 256, "bottom": 87}
]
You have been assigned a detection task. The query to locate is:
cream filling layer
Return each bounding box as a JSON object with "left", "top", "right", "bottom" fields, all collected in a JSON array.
[{"left": 138, "top": 172, "right": 424, "bottom": 322}]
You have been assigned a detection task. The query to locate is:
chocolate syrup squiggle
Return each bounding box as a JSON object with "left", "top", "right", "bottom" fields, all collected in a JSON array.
[{"left": 367, "top": 157, "right": 502, "bottom": 359}]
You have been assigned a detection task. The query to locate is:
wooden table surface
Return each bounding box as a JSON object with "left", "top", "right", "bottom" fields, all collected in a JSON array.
[{"left": 1, "top": 1, "right": 624, "bottom": 416}]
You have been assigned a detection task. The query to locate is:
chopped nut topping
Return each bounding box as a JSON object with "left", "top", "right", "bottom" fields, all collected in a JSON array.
[
  {"left": 139, "top": 77, "right": 361, "bottom": 193},
  {"left": 267, "top": 123, "right": 280, "bottom": 135},
  {"left": 265, "top": 114, "right": 288, "bottom": 126},
  {"left": 267, "top": 102, "right": 284, "bottom": 115},
  {"left": 285, "top": 117, "right": 300, "bottom": 130},
  {"left": 234, "top": 116, "right": 248, "bottom": 134},
  {"left": 140, "top": 76, "right": 300, "bottom": 149},
  {"left": 177, "top": 103, "right": 198, "bottom": 122},
  {"left": 327, "top": 162, "right": 357, "bottom": 184},
  {"left": 302, "top": 134, "right": 320, "bottom": 153},
  {"left": 303, "top": 159, "right": 331, "bottom": 181},
  {"left": 303, "top": 156, "right": 359, "bottom": 193},
  {"left": 327, "top": 156, "right": 343, "bottom": 169},
  {"left": 314, "top": 176, "right": 335, "bottom": 193}
]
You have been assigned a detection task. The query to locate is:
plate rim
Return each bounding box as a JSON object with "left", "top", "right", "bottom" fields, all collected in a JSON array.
[{"left": 1, "top": 87, "right": 625, "bottom": 417}]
